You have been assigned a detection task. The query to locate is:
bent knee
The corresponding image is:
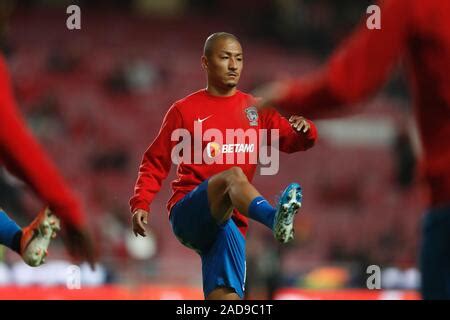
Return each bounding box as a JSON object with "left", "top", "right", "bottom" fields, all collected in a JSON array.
[
  {"left": 210, "top": 167, "right": 248, "bottom": 193},
  {"left": 226, "top": 167, "right": 247, "bottom": 182}
]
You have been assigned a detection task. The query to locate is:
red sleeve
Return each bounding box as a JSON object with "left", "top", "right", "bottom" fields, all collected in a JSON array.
[
  {"left": 260, "top": 108, "right": 317, "bottom": 153},
  {"left": 0, "top": 55, "right": 85, "bottom": 227},
  {"left": 129, "top": 104, "right": 183, "bottom": 214},
  {"left": 275, "top": 0, "right": 411, "bottom": 118}
]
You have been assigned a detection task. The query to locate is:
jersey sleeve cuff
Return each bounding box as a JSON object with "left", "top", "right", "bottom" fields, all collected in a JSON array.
[{"left": 130, "top": 200, "right": 150, "bottom": 214}]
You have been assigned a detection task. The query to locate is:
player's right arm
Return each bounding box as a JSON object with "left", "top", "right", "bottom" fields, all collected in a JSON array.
[
  {"left": 130, "top": 104, "right": 183, "bottom": 237},
  {"left": 259, "top": 0, "right": 411, "bottom": 119}
]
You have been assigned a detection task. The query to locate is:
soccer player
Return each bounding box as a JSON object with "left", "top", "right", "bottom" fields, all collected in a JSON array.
[
  {"left": 130, "top": 32, "right": 317, "bottom": 300},
  {"left": 0, "top": 53, "right": 95, "bottom": 267},
  {"left": 256, "top": 0, "right": 450, "bottom": 299}
]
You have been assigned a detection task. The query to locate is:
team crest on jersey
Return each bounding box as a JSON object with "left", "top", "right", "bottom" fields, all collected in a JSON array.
[{"left": 245, "top": 106, "right": 258, "bottom": 126}]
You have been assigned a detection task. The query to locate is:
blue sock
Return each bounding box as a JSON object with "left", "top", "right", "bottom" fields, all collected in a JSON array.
[
  {"left": 248, "top": 196, "right": 276, "bottom": 230},
  {"left": 0, "top": 209, "right": 22, "bottom": 253}
]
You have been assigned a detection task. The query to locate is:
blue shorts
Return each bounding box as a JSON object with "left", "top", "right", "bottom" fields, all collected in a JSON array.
[
  {"left": 169, "top": 180, "right": 246, "bottom": 298},
  {"left": 420, "top": 204, "right": 450, "bottom": 299}
]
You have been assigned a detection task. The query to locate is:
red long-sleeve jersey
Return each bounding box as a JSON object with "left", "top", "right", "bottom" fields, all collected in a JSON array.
[
  {"left": 0, "top": 54, "right": 85, "bottom": 227},
  {"left": 130, "top": 89, "right": 317, "bottom": 236},
  {"left": 275, "top": 0, "right": 450, "bottom": 207}
]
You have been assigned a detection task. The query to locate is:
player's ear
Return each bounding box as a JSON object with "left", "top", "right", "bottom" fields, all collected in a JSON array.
[{"left": 201, "top": 55, "right": 208, "bottom": 70}]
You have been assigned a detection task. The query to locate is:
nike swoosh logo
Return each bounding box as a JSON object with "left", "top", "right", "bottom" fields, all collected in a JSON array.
[
  {"left": 256, "top": 200, "right": 266, "bottom": 205},
  {"left": 197, "top": 115, "right": 212, "bottom": 123}
]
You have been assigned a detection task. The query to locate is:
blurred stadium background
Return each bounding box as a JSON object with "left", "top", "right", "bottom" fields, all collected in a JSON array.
[{"left": 0, "top": 0, "right": 424, "bottom": 299}]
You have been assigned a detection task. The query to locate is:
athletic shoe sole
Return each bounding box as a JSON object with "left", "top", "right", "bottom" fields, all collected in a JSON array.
[
  {"left": 273, "top": 183, "right": 302, "bottom": 244},
  {"left": 21, "top": 207, "right": 60, "bottom": 267}
]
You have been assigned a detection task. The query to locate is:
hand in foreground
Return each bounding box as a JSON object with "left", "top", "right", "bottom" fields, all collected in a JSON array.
[
  {"left": 132, "top": 209, "right": 149, "bottom": 237},
  {"left": 63, "top": 223, "right": 97, "bottom": 270},
  {"left": 252, "top": 81, "right": 290, "bottom": 110}
]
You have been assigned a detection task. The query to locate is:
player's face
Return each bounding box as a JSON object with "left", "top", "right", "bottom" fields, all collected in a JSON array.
[{"left": 204, "top": 38, "right": 243, "bottom": 89}]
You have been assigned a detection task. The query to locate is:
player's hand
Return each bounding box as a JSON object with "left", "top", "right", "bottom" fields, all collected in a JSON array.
[
  {"left": 62, "top": 223, "right": 97, "bottom": 270},
  {"left": 289, "top": 116, "right": 311, "bottom": 133},
  {"left": 132, "top": 209, "right": 149, "bottom": 237}
]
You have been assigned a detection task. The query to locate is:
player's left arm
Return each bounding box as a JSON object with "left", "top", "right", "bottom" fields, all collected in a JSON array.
[
  {"left": 0, "top": 55, "right": 86, "bottom": 228},
  {"left": 261, "top": 108, "right": 317, "bottom": 153}
]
